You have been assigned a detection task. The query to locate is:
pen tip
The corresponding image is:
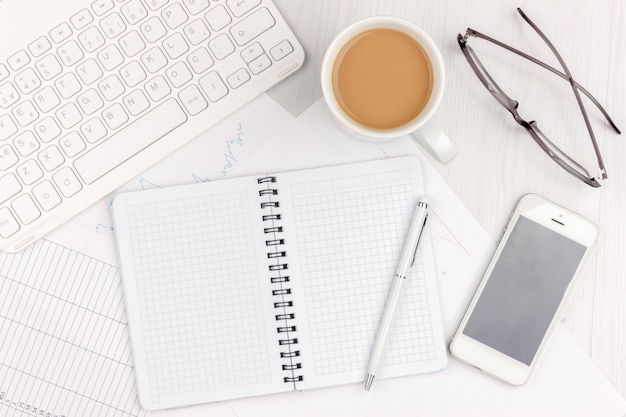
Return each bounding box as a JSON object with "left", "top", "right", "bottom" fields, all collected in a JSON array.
[
  {"left": 364, "top": 374, "right": 374, "bottom": 391},
  {"left": 418, "top": 197, "right": 429, "bottom": 206}
]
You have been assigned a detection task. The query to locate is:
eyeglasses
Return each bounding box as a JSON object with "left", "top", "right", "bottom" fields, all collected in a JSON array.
[{"left": 457, "top": 8, "right": 621, "bottom": 187}]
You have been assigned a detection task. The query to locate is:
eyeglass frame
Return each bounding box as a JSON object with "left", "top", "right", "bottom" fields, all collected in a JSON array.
[{"left": 457, "top": 8, "right": 621, "bottom": 188}]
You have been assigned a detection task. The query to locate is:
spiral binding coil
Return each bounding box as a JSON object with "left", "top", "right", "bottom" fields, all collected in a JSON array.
[{"left": 258, "top": 176, "right": 303, "bottom": 385}]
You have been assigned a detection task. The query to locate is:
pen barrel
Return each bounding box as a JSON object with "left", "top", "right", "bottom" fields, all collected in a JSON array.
[
  {"left": 395, "top": 202, "right": 428, "bottom": 277},
  {"left": 366, "top": 200, "right": 428, "bottom": 380},
  {"left": 367, "top": 276, "right": 405, "bottom": 374}
]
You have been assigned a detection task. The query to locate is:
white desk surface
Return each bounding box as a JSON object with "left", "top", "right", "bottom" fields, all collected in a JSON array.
[{"left": 268, "top": 0, "right": 625, "bottom": 400}]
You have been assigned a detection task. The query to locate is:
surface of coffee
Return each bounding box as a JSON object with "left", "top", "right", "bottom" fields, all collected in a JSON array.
[{"left": 331, "top": 28, "right": 434, "bottom": 130}]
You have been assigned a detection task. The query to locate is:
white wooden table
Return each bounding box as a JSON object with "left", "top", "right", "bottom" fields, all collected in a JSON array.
[{"left": 269, "top": 0, "right": 625, "bottom": 399}]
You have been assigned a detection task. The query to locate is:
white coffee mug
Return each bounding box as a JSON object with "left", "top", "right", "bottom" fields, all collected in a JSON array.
[{"left": 321, "top": 16, "right": 457, "bottom": 164}]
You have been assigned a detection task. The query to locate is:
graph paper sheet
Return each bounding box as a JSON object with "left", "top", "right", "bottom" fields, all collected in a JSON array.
[
  {"left": 112, "top": 156, "right": 446, "bottom": 409},
  {"left": 113, "top": 176, "right": 289, "bottom": 410},
  {"left": 276, "top": 158, "right": 446, "bottom": 390}
]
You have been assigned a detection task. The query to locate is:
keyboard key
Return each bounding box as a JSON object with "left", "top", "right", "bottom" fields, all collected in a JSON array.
[
  {"left": 55, "top": 73, "right": 82, "bottom": 98},
  {"left": 8, "top": 50, "right": 31, "bottom": 71},
  {"left": 205, "top": 5, "right": 231, "bottom": 31},
  {"left": 0, "top": 83, "right": 20, "bottom": 109},
  {"left": 56, "top": 102, "right": 83, "bottom": 129},
  {"left": 141, "top": 47, "right": 168, "bottom": 73},
  {"left": 241, "top": 42, "right": 264, "bottom": 63},
  {"left": 34, "top": 117, "right": 61, "bottom": 143},
  {"left": 101, "top": 12, "right": 127, "bottom": 38},
  {"left": 119, "top": 30, "right": 146, "bottom": 57},
  {"left": 74, "top": 99, "right": 187, "bottom": 184},
  {"left": 227, "top": 68, "right": 250, "bottom": 89},
  {"left": 97, "top": 44, "right": 125, "bottom": 71},
  {"left": 0, "top": 64, "right": 9, "bottom": 82},
  {"left": 270, "top": 40, "right": 294, "bottom": 61},
  {"left": 33, "top": 86, "right": 61, "bottom": 113},
  {"left": 0, "top": 144, "right": 19, "bottom": 170},
  {"left": 59, "top": 131, "right": 86, "bottom": 157},
  {"left": 0, "top": 174, "right": 22, "bottom": 204},
  {"left": 199, "top": 71, "right": 228, "bottom": 102},
  {"left": 81, "top": 118, "right": 108, "bottom": 143},
  {"left": 32, "top": 180, "right": 62, "bottom": 211},
  {"left": 28, "top": 37, "right": 52, "bottom": 58},
  {"left": 15, "top": 68, "right": 42, "bottom": 95},
  {"left": 35, "top": 55, "right": 63, "bottom": 81},
  {"left": 79, "top": 26, "right": 106, "bottom": 53},
  {"left": 249, "top": 53, "right": 271, "bottom": 75},
  {"left": 0, "top": 114, "right": 18, "bottom": 140},
  {"left": 12, "top": 101, "right": 39, "bottom": 127},
  {"left": 187, "top": 47, "right": 213, "bottom": 73},
  {"left": 179, "top": 84, "right": 207, "bottom": 115},
  {"left": 16, "top": 159, "right": 43, "bottom": 185},
  {"left": 183, "top": 0, "right": 210, "bottom": 15},
  {"left": 38, "top": 145, "right": 65, "bottom": 171},
  {"left": 123, "top": 89, "right": 150, "bottom": 115},
  {"left": 99, "top": 74, "right": 125, "bottom": 101},
  {"left": 144, "top": 75, "right": 171, "bottom": 101},
  {"left": 183, "top": 19, "right": 210, "bottom": 45},
  {"left": 120, "top": 61, "right": 147, "bottom": 87},
  {"left": 78, "top": 89, "right": 104, "bottom": 115},
  {"left": 230, "top": 7, "right": 275, "bottom": 46},
  {"left": 76, "top": 58, "right": 104, "bottom": 85},
  {"left": 165, "top": 62, "right": 192, "bottom": 88},
  {"left": 227, "top": 0, "right": 261, "bottom": 17},
  {"left": 161, "top": 3, "right": 188, "bottom": 29},
  {"left": 0, "top": 208, "right": 20, "bottom": 238},
  {"left": 71, "top": 9, "right": 94, "bottom": 30},
  {"left": 50, "top": 22, "right": 73, "bottom": 44},
  {"left": 121, "top": 0, "right": 149, "bottom": 25},
  {"left": 163, "top": 33, "right": 189, "bottom": 59},
  {"left": 92, "top": 0, "right": 115, "bottom": 16},
  {"left": 13, "top": 132, "right": 40, "bottom": 157},
  {"left": 140, "top": 16, "right": 167, "bottom": 43},
  {"left": 209, "top": 34, "right": 235, "bottom": 60},
  {"left": 145, "top": 0, "right": 168, "bottom": 11},
  {"left": 53, "top": 167, "right": 83, "bottom": 197},
  {"left": 58, "top": 40, "right": 85, "bottom": 66},
  {"left": 102, "top": 103, "right": 129, "bottom": 129},
  {"left": 12, "top": 194, "right": 41, "bottom": 224}
]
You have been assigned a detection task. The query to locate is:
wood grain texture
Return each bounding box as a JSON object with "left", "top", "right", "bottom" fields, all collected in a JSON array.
[{"left": 269, "top": 0, "right": 626, "bottom": 399}]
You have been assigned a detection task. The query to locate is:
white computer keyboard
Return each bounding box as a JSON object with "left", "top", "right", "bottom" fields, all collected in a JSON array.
[{"left": 0, "top": 0, "right": 304, "bottom": 252}]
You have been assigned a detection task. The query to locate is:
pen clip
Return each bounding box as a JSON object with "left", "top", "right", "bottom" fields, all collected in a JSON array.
[{"left": 410, "top": 212, "right": 428, "bottom": 267}]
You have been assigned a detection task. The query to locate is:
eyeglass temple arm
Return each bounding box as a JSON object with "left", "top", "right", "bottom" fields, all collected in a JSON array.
[
  {"left": 517, "top": 7, "right": 607, "bottom": 179},
  {"left": 463, "top": 27, "right": 621, "bottom": 136},
  {"left": 458, "top": 34, "right": 601, "bottom": 186}
]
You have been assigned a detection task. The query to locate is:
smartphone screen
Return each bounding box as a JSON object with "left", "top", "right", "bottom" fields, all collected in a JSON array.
[{"left": 462, "top": 215, "right": 587, "bottom": 365}]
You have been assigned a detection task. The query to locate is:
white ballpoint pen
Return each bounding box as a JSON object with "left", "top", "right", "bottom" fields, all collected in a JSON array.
[{"left": 364, "top": 198, "right": 429, "bottom": 391}]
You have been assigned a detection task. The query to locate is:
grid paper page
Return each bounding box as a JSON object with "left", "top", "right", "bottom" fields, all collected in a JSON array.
[
  {"left": 121, "top": 189, "right": 273, "bottom": 407},
  {"left": 281, "top": 159, "right": 445, "bottom": 387}
]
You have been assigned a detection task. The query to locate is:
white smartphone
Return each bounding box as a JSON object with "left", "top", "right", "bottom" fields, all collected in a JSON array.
[{"left": 450, "top": 194, "right": 598, "bottom": 385}]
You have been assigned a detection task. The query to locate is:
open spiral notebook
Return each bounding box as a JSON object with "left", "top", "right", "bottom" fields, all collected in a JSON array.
[{"left": 111, "top": 156, "right": 446, "bottom": 410}]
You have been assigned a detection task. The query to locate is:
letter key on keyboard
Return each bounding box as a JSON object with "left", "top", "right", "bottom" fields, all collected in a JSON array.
[{"left": 0, "top": 0, "right": 304, "bottom": 251}]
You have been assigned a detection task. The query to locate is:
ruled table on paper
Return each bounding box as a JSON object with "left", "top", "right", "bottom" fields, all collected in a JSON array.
[{"left": 0, "top": 239, "right": 145, "bottom": 417}]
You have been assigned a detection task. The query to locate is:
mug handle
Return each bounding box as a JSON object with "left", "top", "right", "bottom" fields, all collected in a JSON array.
[{"left": 410, "top": 121, "right": 458, "bottom": 164}]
